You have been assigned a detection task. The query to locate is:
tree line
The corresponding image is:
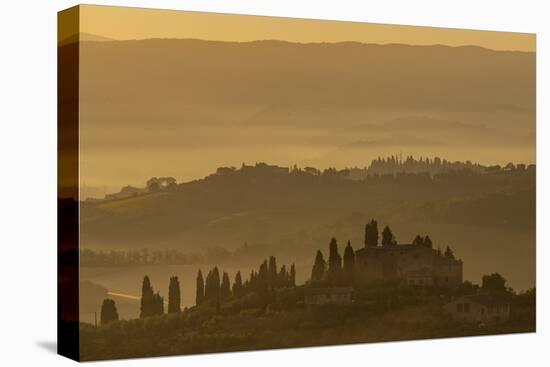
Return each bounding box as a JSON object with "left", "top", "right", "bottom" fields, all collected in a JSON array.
[
  {"left": 196, "top": 257, "right": 296, "bottom": 307},
  {"left": 99, "top": 257, "right": 297, "bottom": 324},
  {"left": 100, "top": 274, "right": 183, "bottom": 325},
  {"left": 80, "top": 247, "right": 237, "bottom": 267}
]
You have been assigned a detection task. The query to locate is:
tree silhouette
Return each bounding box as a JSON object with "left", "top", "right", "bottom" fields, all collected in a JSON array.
[
  {"left": 232, "top": 271, "right": 243, "bottom": 297},
  {"left": 205, "top": 267, "right": 221, "bottom": 302},
  {"left": 381, "top": 225, "right": 397, "bottom": 246},
  {"left": 168, "top": 276, "right": 181, "bottom": 313},
  {"left": 100, "top": 299, "right": 119, "bottom": 325},
  {"left": 196, "top": 269, "right": 204, "bottom": 306},
  {"left": 152, "top": 292, "right": 164, "bottom": 316},
  {"left": 290, "top": 264, "right": 296, "bottom": 287},
  {"left": 221, "top": 272, "right": 231, "bottom": 299},
  {"left": 268, "top": 256, "right": 277, "bottom": 288},
  {"left": 343, "top": 240, "right": 355, "bottom": 285},
  {"left": 365, "top": 219, "right": 379, "bottom": 247},
  {"left": 140, "top": 275, "right": 154, "bottom": 318},
  {"left": 258, "top": 260, "right": 269, "bottom": 296},
  {"left": 424, "top": 235, "right": 433, "bottom": 249},
  {"left": 311, "top": 250, "right": 326, "bottom": 283},
  {"left": 482, "top": 273, "right": 506, "bottom": 292},
  {"left": 278, "top": 265, "right": 290, "bottom": 287},
  {"left": 328, "top": 237, "right": 342, "bottom": 284},
  {"left": 444, "top": 246, "right": 455, "bottom": 260},
  {"left": 412, "top": 235, "right": 424, "bottom": 246}
]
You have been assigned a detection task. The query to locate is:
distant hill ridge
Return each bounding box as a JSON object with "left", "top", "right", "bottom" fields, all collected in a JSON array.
[
  {"left": 74, "top": 34, "right": 534, "bottom": 54},
  {"left": 74, "top": 36, "right": 535, "bottom": 112},
  {"left": 98, "top": 157, "right": 534, "bottom": 202}
]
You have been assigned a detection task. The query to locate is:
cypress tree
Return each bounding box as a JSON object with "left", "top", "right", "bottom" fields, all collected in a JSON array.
[
  {"left": 258, "top": 260, "right": 269, "bottom": 293},
  {"left": 311, "top": 250, "right": 326, "bottom": 283},
  {"left": 100, "top": 299, "right": 119, "bottom": 325},
  {"left": 140, "top": 275, "right": 154, "bottom": 318},
  {"left": 343, "top": 240, "right": 355, "bottom": 285},
  {"left": 365, "top": 219, "right": 379, "bottom": 247},
  {"left": 444, "top": 246, "right": 455, "bottom": 259},
  {"left": 268, "top": 256, "right": 277, "bottom": 288},
  {"left": 206, "top": 266, "right": 221, "bottom": 301},
  {"left": 424, "top": 236, "right": 433, "bottom": 249},
  {"left": 204, "top": 267, "right": 221, "bottom": 302},
  {"left": 204, "top": 270, "right": 212, "bottom": 301},
  {"left": 328, "top": 237, "right": 342, "bottom": 284},
  {"left": 249, "top": 270, "right": 256, "bottom": 291},
  {"left": 196, "top": 269, "right": 204, "bottom": 306},
  {"left": 168, "top": 276, "right": 181, "bottom": 313},
  {"left": 382, "top": 225, "right": 397, "bottom": 246},
  {"left": 221, "top": 272, "right": 231, "bottom": 299},
  {"left": 232, "top": 270, "right": 243, "bottom": 297},
  {"left": 290, "top": 263, "right": 296, "bottom": 287},
  {"left": 152, "top": 292, "right": 164, "bottom": 315},
  {"left": 278, "top": 264, "right": 289, "bottom": 287}
]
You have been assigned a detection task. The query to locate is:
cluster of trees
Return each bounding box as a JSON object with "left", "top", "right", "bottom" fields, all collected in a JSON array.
[
  {"left": 196, "top": 257, "right": 296, "bottom": 306},
  {"left": 80, "top": 247, "right": 238, "bottom": 267},
  {"left": 146, "top": 176, "right": 177, "bottom": 192},
  {"left": 411, "top": 234, "right": 456, "bottom": 260},
  {"left": 100, "top": 274, "right": 183, "bottom": 325},
  {"left": 139, "top": 275, "right": 183, "bottom": 318},
  {"left": 364, "top": 220, "right": 397, "bottom": 247},
  {"left": 311, "top": 238, "right": 356, "bottom": 286},
  {"left": 412, "top": 234, "right": 433, "bottom": 248},
  {"left": 364, "top": 220, "right": 456, "bottom": 258},
  {"left": 140, "top": 275, "right": 165, "bottom": 318},
  {"left": 366, "top": 155, "right": 486, "bottom": 176},
  {"left": 482, "top": 273, "right": 507, "bottom": 292},
  {"left": 80, "top": 248, "right": 204, "bottom": 267}
]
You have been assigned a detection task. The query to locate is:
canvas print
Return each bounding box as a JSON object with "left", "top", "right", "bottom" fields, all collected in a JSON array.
[{"left": 58, "top": 5, "right": 536, "bottom": 361}]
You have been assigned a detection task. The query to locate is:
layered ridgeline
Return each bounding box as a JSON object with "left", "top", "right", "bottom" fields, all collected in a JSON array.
[
  {"left": 80, "top": 159, "right": 535, "bottom": 290},
  {"left": 76, "top": 38, "right": 535, "bottom": 189}
]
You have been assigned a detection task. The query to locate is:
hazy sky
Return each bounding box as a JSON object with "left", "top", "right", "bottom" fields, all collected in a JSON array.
[
  {"left": 77, "top": 4, "right": 535, "bottom": 52},
  {"left": 61, "top": 5, "right": 536, "bottom": 195}
]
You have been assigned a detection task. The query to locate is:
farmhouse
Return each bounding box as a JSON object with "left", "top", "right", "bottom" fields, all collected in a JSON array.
[
  {"left": 304, "top": 287, "right": 354, "bottom": 306},
  {"left": 443, "top": 294, "right": 510, "bottom": 324},
  {"left": 355, "top": 244, "right": 462, "bottom": 288}
]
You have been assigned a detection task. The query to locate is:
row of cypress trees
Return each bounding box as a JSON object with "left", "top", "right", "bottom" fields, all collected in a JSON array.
[
  {"left": 311, "top": 238, "right": 356, "bottom": 286},
  {"left": 196, "top": 257, "right": 296, "bottom": 306},
  {"left": 140, "top": 275, "right": 182, "bottom": 318},
  {"left": 100, "top": 274, "right": 182, "bottom": 324}
]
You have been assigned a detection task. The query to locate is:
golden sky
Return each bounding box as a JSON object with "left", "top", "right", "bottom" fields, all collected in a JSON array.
[{"left": 76, "top": 4, "right": 535, "bottom": 52}]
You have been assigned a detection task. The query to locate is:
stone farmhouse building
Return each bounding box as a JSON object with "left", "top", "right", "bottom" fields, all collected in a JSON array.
[{"left": 355, "top": 244, "right": 462, "bottom": 288}]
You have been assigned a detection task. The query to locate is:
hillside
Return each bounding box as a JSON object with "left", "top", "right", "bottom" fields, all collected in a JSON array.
[
  {"left": 80, "top": 165, "right": 535, "bottom": 290},
  {"left": 79, "top": 285, "right": 535, "bottom": 361}
]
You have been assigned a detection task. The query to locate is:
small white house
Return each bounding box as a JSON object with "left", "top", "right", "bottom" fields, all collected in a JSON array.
[
  {"left": 304, "top": 287, "right": 353, "bottom": 306},
  {"left": 444, "top": 294, "right": 510, "bottom": 324}
]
